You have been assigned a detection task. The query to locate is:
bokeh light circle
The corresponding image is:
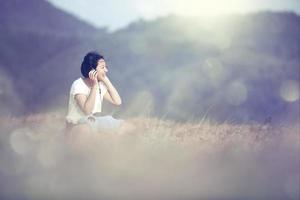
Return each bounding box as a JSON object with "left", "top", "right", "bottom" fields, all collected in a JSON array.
[
  {"left": 279, "top": 80, "right": 299, "bottom": 102},
  {"left": 225, "top": 80, "right": 248, "bottom": 106}
]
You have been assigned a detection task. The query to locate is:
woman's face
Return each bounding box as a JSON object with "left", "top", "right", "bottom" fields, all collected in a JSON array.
[{"left": 95, "top": 59, "right": 108, "bottom": 80}]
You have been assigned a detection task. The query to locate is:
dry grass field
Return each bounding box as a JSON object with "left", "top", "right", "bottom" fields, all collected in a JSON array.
[{"left": 0, "top": 113, "right": 299, "bottom": 200}]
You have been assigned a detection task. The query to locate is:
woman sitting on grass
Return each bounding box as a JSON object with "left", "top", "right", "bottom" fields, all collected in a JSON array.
[{"left": 65, "top": 51, "right": 133, "bottom": 142}]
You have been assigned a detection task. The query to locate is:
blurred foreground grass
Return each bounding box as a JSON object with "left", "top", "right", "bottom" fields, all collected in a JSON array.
[{"left": 0, "top": 113, "right": 299, "bottom": 200}]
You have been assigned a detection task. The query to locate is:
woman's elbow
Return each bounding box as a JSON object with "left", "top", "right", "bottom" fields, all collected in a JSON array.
[
  {"left": 114, "top": 100, "right": 122, "bottom": 106},
  {"left": 83, "top": 110, "right": 92, "bottom": 115},
  {"left": 82, "top": 107, "right": 93, "bottom": 115}
]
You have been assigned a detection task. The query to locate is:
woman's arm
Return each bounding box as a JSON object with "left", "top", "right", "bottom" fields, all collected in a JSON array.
[
  {"left": 75, "top": 70, "right": 99, "bottom": 115},
  {"left": 75, "top": 85, "right": 98, "bottom": 115},
  {"left": 102, "top": 76, "right": 122, "bottom": 106}
]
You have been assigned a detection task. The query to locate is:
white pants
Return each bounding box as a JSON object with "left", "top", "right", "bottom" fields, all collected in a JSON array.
[{"left": 78, "top": 115, "right": 124, "bottom": 132}]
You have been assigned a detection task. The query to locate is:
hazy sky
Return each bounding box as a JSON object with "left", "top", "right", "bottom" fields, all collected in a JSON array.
[{"left": 47, "top": 0, "right": 300, "bottom": 31}]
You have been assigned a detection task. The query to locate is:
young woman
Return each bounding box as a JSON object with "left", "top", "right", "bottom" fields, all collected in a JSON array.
[{"left": 65, "top": 51, "right": 131, "bottom": 141}]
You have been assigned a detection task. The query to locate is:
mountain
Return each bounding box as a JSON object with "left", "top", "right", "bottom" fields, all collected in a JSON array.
[
  {"left": 0, "top": 0, "right": 299, "bottom": 124},
  {"left": 0, "top": 0, "right": 107, "bottom": 115},
  {"left": 0, "top": 0, "right": 103, "bottom": 35},
  {"left": 108, "top": 12, "right": 300, "bottom": 123}
]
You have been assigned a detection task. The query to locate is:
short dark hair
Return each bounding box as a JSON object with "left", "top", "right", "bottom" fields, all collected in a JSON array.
[{"left": 80, "top": 51, "right": 104, "bottom": 78}]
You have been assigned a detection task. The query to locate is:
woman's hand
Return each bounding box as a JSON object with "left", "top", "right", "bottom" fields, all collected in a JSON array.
[
  {"left": 98, "top": 73, "right": 107, "bottom": 82},
  {"left": 102, "top": 76, "right": 122, "bottom": 106},
  {"left": 88, "top": 70, "right": 98, "bottom": 86}
]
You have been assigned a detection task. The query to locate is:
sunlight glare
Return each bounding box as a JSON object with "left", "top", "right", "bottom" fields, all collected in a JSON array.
[{"left": 171, "top": 0, "right": 249, "bottom": 16}]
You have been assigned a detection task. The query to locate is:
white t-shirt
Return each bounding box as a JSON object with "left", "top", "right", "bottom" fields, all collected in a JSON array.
[{"left": 66, "top": 77, "right": 108, "bottom": 124}]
